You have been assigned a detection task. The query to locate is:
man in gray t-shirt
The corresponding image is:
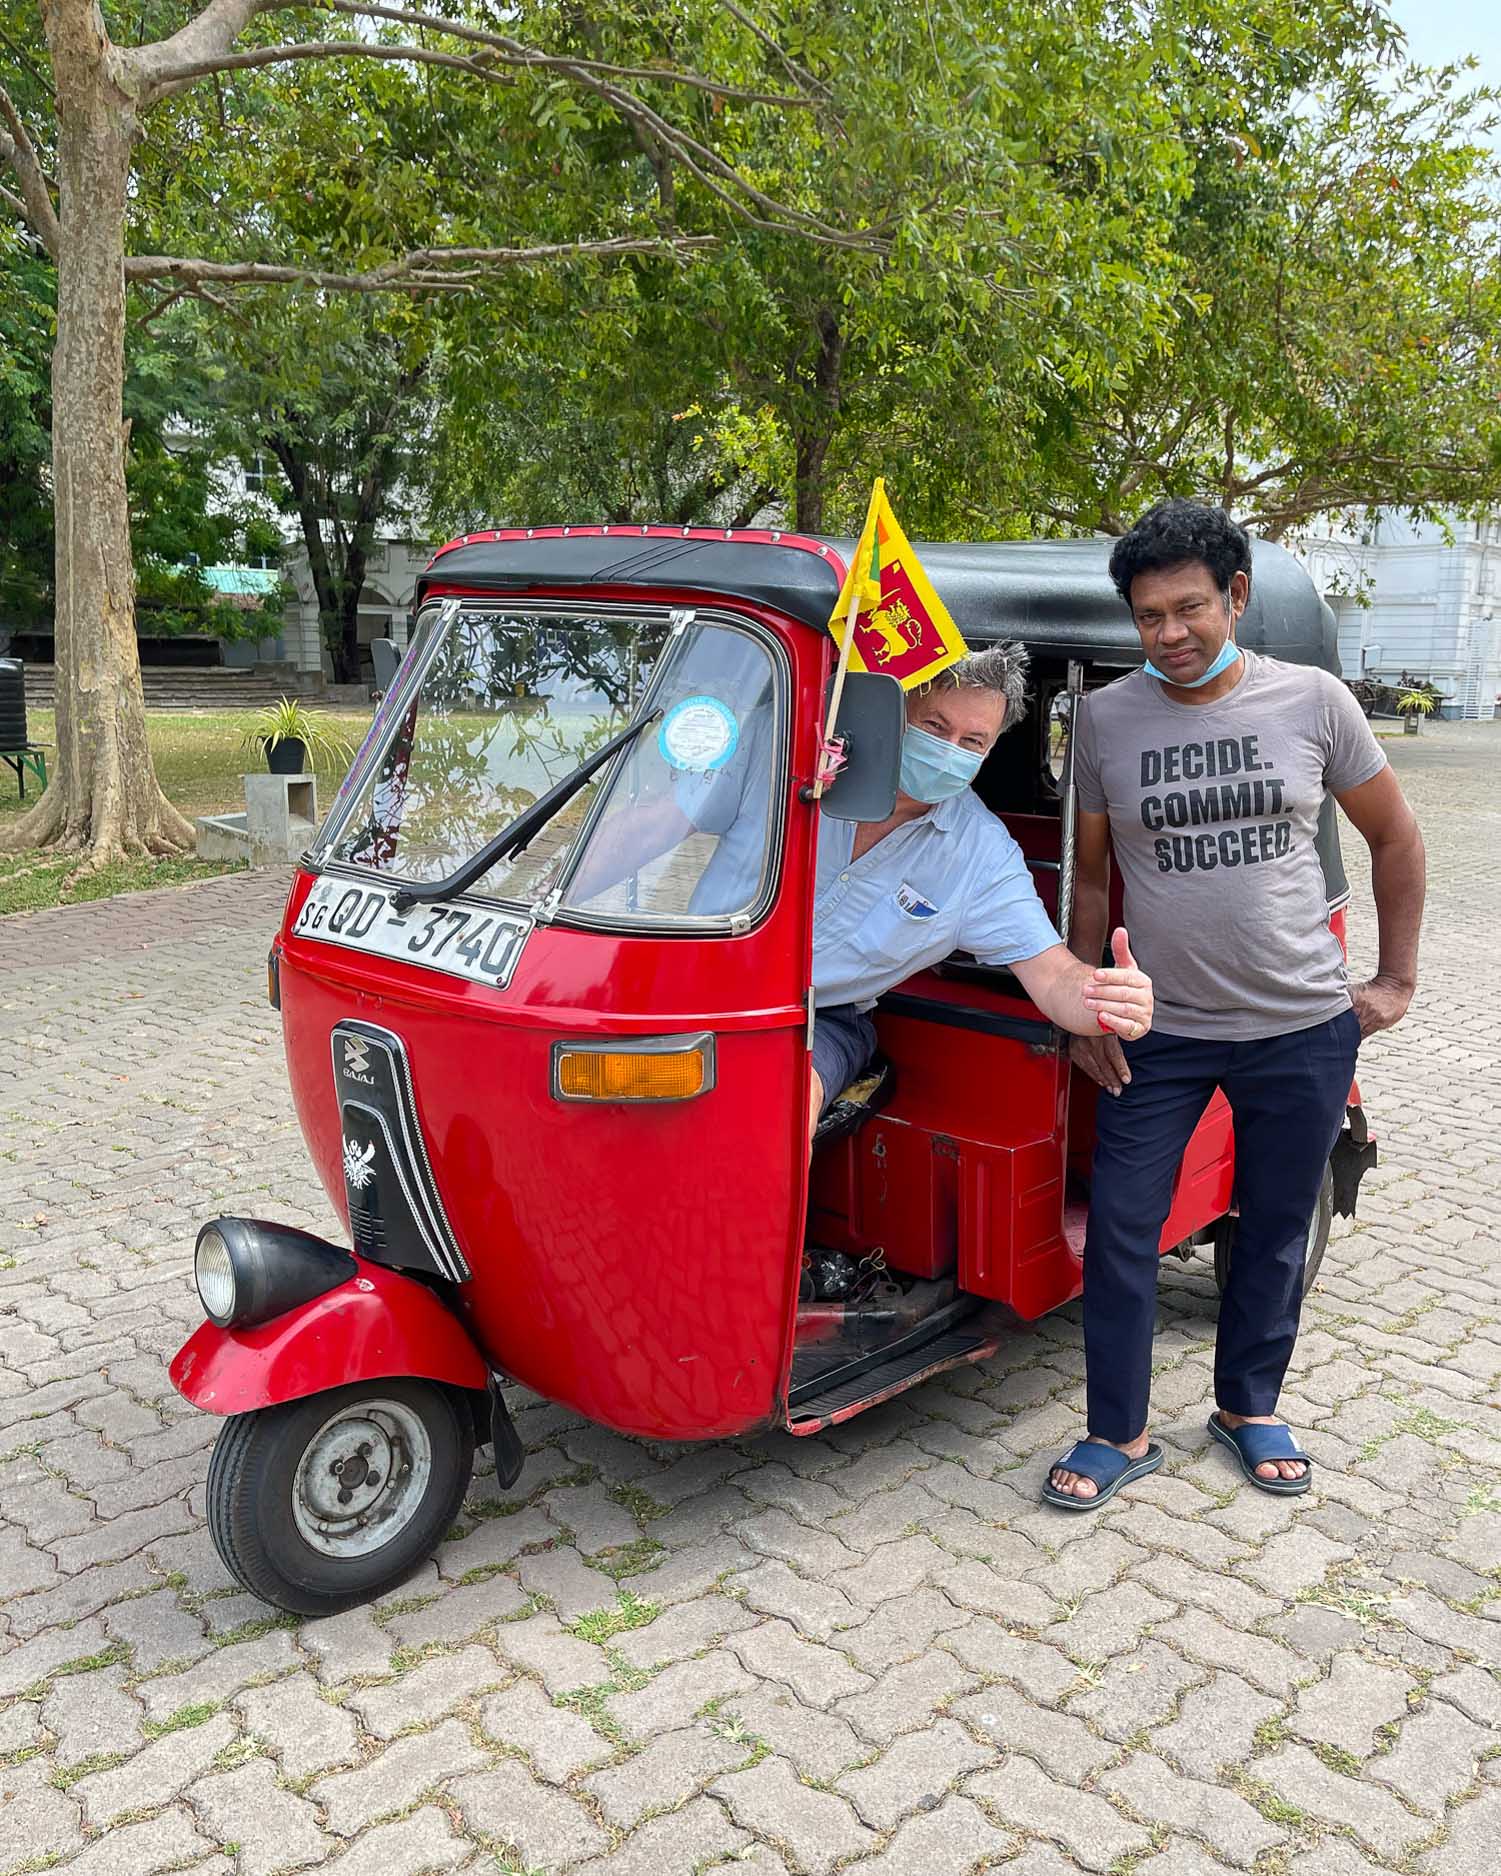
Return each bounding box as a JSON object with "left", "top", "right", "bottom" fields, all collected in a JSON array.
[{"left": 1045, "top": 500, "right": 1426, "bottom": 1514}]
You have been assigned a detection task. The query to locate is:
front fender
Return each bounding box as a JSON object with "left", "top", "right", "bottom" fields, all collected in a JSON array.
[{"left": 169, "top": 1258, "right": 488, "bottom": 1416}]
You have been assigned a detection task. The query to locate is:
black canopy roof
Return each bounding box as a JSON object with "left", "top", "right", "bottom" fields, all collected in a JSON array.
[{"left": 418, "top": 529, "right": 1337, "bottom": 673}]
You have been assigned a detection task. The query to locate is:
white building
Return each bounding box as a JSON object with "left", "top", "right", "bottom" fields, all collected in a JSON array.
[
  {"left": 200, "top": 450, "right": 431, "bottom": 688},
  {"left": 1293, "top": 513, "right": 1501, "bottom": 720}
]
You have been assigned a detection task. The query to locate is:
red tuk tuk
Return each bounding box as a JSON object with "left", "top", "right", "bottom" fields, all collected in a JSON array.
[{"left": 170, "top": 527, "right": 1376, "bottom": 1612}]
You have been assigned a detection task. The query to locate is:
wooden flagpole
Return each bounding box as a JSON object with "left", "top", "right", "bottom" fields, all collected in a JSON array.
[{"left": 811, "top": 577, "right": 863, "bottom": 802}]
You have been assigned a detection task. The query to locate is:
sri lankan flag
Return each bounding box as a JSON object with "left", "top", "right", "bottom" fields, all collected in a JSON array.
[{"left": 828, "top": 479, "right": 968, "bottom": 688}]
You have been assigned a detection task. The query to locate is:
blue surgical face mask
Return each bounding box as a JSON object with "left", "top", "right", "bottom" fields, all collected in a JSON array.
[
  {"left": 898, "top": 723, "right": 985, "bottom": 803},
  {"left": 1144, "top": 602, "right": 1242, "bottom": 688}
]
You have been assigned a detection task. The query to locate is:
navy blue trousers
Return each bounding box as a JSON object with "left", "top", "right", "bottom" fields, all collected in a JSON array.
[{"left": 1083, "top": 1008, "right": 1360, "bottom": 1442}]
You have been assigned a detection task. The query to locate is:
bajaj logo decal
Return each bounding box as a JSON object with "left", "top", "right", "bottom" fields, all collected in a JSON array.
[
  {"left": 343, "top": 1138, "right": 377, "bottom": 1190},
  {"left": 342, "top": 1035, "right": 376, "bottom": 1084}
]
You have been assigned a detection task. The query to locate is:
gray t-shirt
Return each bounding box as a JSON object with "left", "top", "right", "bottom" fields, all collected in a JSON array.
[{"left": 1073, "top": 652, "right": 1387, "bottom": 1039}]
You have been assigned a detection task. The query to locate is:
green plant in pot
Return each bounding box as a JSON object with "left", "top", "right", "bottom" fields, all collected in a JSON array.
[
  {"left": 1395, "top": 689, "right": 1437, "bottom": 735},
  {"left": 241, "top": 698, "right": 355, "bottom": 775}
]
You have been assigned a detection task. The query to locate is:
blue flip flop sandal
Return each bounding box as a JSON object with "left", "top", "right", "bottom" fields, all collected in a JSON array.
[
  {"left": 1042, "top": 1439, "right": 1164, "bottom": 1512},
  {"left": 1207, "top": 1414, "right": 1313, "bottom": 1495}
]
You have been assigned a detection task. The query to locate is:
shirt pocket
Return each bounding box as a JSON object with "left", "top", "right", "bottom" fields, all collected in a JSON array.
[{"left": 865, "top": 886, "right": 945, "bottom": 968}]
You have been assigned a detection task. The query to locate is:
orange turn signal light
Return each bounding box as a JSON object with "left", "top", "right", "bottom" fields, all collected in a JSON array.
[{"left": 553, "top": 1036, "right": 713, "bottom": 1103}]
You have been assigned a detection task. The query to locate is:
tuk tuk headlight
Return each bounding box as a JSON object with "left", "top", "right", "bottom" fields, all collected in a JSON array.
[{"left": 193, "top": 1217, "right": 358, "bottom": 1330}]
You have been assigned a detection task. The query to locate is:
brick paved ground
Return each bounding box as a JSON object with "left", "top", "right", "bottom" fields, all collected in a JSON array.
[{"left": 1, "top": 722, "right": 1497, "bottom": 1876}]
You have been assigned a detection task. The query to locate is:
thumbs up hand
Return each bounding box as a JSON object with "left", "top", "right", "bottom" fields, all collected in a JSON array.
[{"left": 1082, "top": 926, "right": 1153, "bottom": 1044}]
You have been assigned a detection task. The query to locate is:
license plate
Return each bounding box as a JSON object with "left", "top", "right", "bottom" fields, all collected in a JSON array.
[{"left": 291, "top": 877, "right": 530, "bottom": 988}]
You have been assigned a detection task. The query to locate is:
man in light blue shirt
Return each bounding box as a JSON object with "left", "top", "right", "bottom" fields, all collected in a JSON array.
[{"left": 796, "top": 647, "right": 1151, "bottom": 1141}]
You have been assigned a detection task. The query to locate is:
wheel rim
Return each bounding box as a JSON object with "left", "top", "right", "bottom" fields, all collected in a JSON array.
[{"left": 291, "top": 1398, "right": 433, "bottom": 1559}]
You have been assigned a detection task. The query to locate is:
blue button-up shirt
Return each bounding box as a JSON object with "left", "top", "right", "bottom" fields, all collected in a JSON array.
[{"left": 812, "top": 788, "right": 1061, "bottom": 1010}]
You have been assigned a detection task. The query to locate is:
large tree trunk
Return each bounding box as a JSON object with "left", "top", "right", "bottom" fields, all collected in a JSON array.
[
  {"left": 2, "top": 3, "right": 193, "bottom": 864},
  {"left": 791, "top": 308, "right": 844, "bottom": 533}
]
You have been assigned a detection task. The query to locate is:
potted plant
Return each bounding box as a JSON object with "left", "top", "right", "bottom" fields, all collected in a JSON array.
[
  {"left": 241, "top": 698, "right": 355, "bottom": 774},
  {"left": 1395, "top": 688, "right": 1437, "bottom": 735}
]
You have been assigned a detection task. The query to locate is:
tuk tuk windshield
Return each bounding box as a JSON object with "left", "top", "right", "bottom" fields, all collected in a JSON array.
[{"left": 319, "top": 604, "right": 782, "bottom": 921}]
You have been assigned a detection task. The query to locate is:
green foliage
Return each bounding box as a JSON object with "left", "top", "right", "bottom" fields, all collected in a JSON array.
[{"left": 1396, "top": 689, "right": 1437, "bottom": 716}]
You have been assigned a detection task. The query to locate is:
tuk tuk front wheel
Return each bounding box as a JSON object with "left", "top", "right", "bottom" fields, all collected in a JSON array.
[
  {"left": 1212, "top": 1165, "right": 1334, "bottom": 1302},
  {"left": 205, "top": 1378, "right": 475, "bottom": 1616}
]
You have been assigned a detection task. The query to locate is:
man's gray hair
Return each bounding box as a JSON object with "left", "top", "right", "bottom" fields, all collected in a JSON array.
[{"left": 917, "top": 643, "right": 1030, "bottom": 732}]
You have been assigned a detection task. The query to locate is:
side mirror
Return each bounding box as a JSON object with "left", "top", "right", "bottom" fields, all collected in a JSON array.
[
  {"left": 814, "top": 670, "right": 904, "bottom": 822},
  {"left": 370, "top": 638, "right": 401, "bottom": 695}
]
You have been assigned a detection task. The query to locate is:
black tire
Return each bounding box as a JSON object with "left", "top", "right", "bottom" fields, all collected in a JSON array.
[
  {"left": 206, "top": 1378, "right": 474, "bottom": 1616},
  {"left": 1212, "top": 1163, "right": 1333, "bottom": 1301}
]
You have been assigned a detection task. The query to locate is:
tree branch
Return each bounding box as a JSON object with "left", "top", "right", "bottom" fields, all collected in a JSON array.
[
  {"left": 0, "top": 79, "right": 59, "bottom": 256},
  {"left": 122, "top": 234, "right": 719, "bottom": 293},
  {"left": 136, "top": 1, "right": 816, "bottom": 110},
  {"left": 127, "top": 0, "right": 287, "bottom": 95}
]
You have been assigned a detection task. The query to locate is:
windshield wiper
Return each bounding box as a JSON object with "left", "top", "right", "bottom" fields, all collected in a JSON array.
[{"left": 389, "top": 709, "right": 662, "bottom": 914}]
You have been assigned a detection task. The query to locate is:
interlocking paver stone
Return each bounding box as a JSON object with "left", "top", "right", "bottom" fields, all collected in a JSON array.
[
  {"left": 1369, "top": 1700, "right": 1495, "bottom": 1813},
  {"left": 1421, "top": 1786, "right": 1501, "bottom": 1876},
  {"left": 723, "top": 1685, "right": 869, "bottom": 1779},
  {"left": 45, "top": 1808, "right": 219, "bottom": 1876},
  {"left": 842, "top": 1795, "right": 1014, "bottom": 1875},
  {"left": 968, "top": 1756, "right": 1151, "bottom": 1871},
  {"left": 952, "top": 1684, "right": 1114, "bottom": 1782},
  {"left": 1430, "top": 1664, "right": 1501, "bottom": 1729},
  {"left": 491, "top": 1612, "right": 610, "bottom": 1694},
  {"left": 101, "top": 1588, "right": 212, "bottom": 1672},
  {"left": 572, "top": 1796, "right": 748, "bottom": 1876},
  {"left": 137, "top": 1631, "right": 300, "bottom": 1723},
  {"left": 712, "top": 1755, "right": 877, "bottom": 1873},
  {"left": 1100, "top": 1751, "right": 1286, "bottom": 1867},
  {"left": 837, "top": 1717, "right": 994, "bottom": 1827},
  {"left": 310, "top": 1718, "right": 488, "bottom": 1834},
  {"left": 610, "top": 1592, "right": 756, "bottom": 1670},
  {"left": 1148, "top": 1675, "right": 1279, "bottom": 1780},
  {"left": 478, "top": 1678, "right": 611, "bottom": 1779},
  {"left": 1251, "top": 1744, "right": 1431, "bottom": 1859},
  {"left": 1068, "top": 1638, "right": 1208, "bottom": 1739},
  {"left": 40, "top": 1663, "right": 144, "bottom": 1764},
  {"left": 318, "top": 1807, "right": 475, "bottom": 1876},
  {"left": 0, "top": 1775, "right": 81, "bottom": 1871},
  {"left": 604, "top": 1649, "right": 755, "bottom": 1741},
  {"left": 187, "top": 1761, "right": 330, "bottom": 1876},
  {"left": 584, "top": 1722, "right": 744, "bottom": 1827},
  {"left": 73, "top": 1713, "right": 239, "bottom": 1829},
  {"left": 0, "top": 1616, "right": 110, "bottom": 1698},
  {"left": 346, "top": 1644, "right": 505, "bottom": 1737},
  {"left": 236, "top": 1675, "right": 360, "bottom": 1780},
  {"left": 1287, "top": 1652, "right": 1415, "bottom": 1756},
  {"left": 730, "top": 1618, "right": 874, "bottom": 1704},
  {"left": 451, "top": 1757, "right": 608, "bottom": 1866}
]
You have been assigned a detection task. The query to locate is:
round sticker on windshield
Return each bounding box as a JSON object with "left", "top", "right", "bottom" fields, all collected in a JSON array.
[{"left": 659, "top": 695, "right": 739, "bottom": 773}]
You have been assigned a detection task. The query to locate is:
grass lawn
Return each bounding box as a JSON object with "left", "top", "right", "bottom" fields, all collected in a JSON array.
[{"left": 0, "top": 708, "right": 373, "bottom": 917}]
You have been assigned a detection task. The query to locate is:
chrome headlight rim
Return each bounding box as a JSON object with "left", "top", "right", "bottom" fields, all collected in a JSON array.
[{"left": 194, "top": 1224, "right": 238, "bottom": 1326}]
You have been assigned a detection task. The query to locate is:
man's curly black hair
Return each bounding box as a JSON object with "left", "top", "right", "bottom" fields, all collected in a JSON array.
[{"left": 1108, "top": 498, "right": 1253, "bottom": 607}]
